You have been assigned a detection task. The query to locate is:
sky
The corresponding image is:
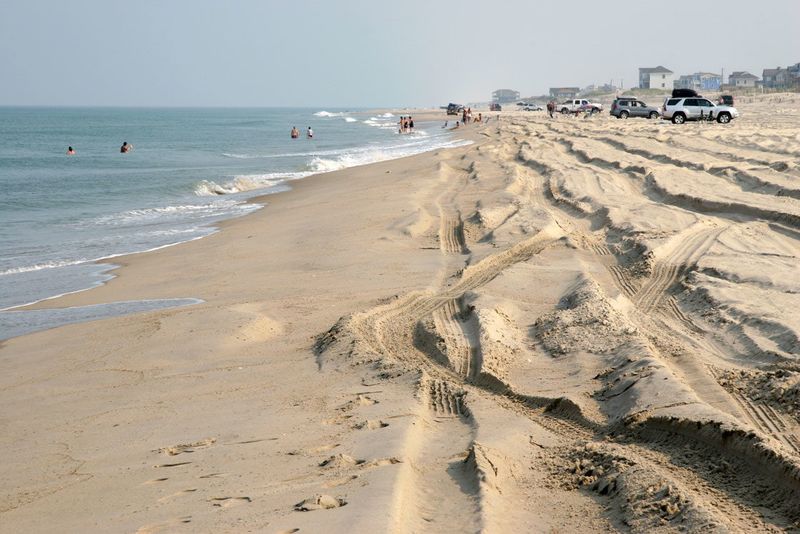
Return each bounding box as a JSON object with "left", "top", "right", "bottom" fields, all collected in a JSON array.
[{"left": 1, "top": 0, "right": 798, "bottom": 107}]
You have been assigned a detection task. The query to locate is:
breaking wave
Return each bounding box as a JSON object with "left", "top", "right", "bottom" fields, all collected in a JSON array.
[{"left": 194, "top": 172, "right": 311, "bottom": 196}]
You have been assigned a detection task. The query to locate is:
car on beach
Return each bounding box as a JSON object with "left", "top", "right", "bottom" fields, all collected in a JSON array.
[
  {"left": 559, "top": 99, "right": 603, "bottom": 114},
  {"left": 610, "top": 98, "right": 661, "bottom": 119},
  {"left": 661, "top": 97, "right": 739, "bottom": 124},
  {"left": 523, "top": 105, "right": 544, "bottom": 111},
  {"left": 447, "top": 103, "right": 465, "bottom": 115}
]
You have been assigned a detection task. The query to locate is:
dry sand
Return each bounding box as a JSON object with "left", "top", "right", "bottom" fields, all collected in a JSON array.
[{"left": 2, "top": 94, "right": 800, "bottom": 533}]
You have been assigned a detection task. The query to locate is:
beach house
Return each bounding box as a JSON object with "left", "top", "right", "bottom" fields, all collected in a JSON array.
[
  {"left": 492, "top": 89, "right": 520, "bottom": 104},
  {"left": 762, "top": 68, "right": 790, "bottom": 89},
  {"left": 549, "top": 87, "right": 580, "bottom": 100},
  {"left": 728, "top": 71, "right": 759, "bottom": 88},
  {"left": 638, "top": 66, "right": 674, "bottom": 90},
  {"left": 675, "top": 72, "right": 721, "bottom": 91}
]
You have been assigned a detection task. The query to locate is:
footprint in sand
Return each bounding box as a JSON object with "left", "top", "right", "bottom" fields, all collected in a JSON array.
[
  {"left": 155, "top": 437, "right": 216, "bottom": 456},
  {"left": 154, "top": 461, "right": 192, "bottom": 468},
  {"left": 209, "top": 496, "right": 252, "bottom": 508},
  {"left": 198, "top": 472, "right": 228, "bottom": 479},
  {"left": 294, "top": 494, "right": 347, "bottom": 511},
  {"left": 319, "top": 454, "right": 365, "bottom": 469},
  {"left": 338, "top": 394, "right": 380, "bottom": 413},
  {"left": 353, "top": 419, "right": 389, "bottom": 430}
]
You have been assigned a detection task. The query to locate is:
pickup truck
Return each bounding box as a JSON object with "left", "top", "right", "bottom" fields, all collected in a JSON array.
[{"left": 559, "top": 99, "right": 603, "bottom": 114}]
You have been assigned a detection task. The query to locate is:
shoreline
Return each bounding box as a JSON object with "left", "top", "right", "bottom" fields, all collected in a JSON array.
[{"left": 7, "top": 112, "right": 470, "bottom": 321}]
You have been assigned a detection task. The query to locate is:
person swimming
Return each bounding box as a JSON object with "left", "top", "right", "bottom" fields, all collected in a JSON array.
[
  {"left": 307, "top": 127, "right": 313, "bottom": 139},
  {"left": 67, "top": 146, "right": 75, "bottom": 155},
  {"left": 290, "top": 126, "right": 299, "bottom": 139},
  {"left": 120, "top": 141, "right": 133, "bottom": 153}
]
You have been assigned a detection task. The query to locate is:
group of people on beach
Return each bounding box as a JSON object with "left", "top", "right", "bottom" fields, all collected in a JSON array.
[
  {"left": 65, "top": 142, "right": 133, "bottom": 155},
  {"left": 290, "top": 126, "right": 313, "bottom": 139},
  {"left": 444, "top": 108, "right": 486, "bottom": 130},
  {"left": 461, "top": 107, "right": 482, "bottom": 124},
  {"left": 398, "top": 116, "right": 414, "bottom": 134}
]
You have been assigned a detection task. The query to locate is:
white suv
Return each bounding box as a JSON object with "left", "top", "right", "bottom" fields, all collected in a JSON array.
[{"left": 661, "top": 97, "right": 739, "bottom": 124}]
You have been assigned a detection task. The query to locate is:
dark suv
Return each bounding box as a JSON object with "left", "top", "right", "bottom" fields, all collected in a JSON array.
[
  {"left": 610, "top": 98, "right": 661, "bottom": 119},
  {"left": 446, "top": 103, "right": 465, "bottom": 115}
]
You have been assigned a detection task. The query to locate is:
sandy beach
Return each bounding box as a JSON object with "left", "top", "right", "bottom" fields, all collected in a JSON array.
[{"left": 2, "top": 95, "right": 800, "bottom": 533}]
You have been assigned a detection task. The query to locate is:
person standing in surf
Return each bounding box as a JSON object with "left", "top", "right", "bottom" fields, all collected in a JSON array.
[
  {"left": 66, "top": 146, "right": 75, "bottom": 155},
  {"left": 307, "top": 127, "right": 313, "bottom": 139},
  {"left": 290, "top": 126, "right": 299, "bottom": 139},
  {"left": 120, "top": 141, "right": 133, "bottom": 153}
]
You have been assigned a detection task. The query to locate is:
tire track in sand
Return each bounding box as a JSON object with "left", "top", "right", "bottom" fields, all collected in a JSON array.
[{"left": 634, "top": 224, "right": 724, "bottom": 314}]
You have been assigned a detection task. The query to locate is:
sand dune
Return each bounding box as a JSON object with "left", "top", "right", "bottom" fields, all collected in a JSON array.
[{"left": 2, "top": 97, "right": 800, "bottom": 532}]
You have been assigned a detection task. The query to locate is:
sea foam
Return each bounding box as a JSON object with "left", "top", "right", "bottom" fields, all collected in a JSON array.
[{"left": 195, "top": 172, "right": 311, "bottom": 196}]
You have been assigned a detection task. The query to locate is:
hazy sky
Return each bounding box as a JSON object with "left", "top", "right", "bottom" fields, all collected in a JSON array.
[{"left": 1, "top": 0, "right": 798, "bottom": 107}]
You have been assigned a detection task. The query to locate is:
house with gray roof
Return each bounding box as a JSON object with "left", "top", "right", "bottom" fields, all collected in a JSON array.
[
  {"left": 639, "top": 66, "right": 674, "bottom": 90},
  {"left": 728, "top": 71, "right": 759, "bottom": 88}
]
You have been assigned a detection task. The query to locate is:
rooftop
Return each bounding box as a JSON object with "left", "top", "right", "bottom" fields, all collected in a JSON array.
[
  {"left": 729, "top": 71, "right": 759, "bottom": 79},
  {"left": 640, "top": 66, "right": 673, "bottom": 74}
]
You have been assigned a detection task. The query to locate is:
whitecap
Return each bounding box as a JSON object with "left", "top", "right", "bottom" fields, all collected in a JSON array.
[{"left": 194, "top": 172, "right": 311, "bottom": 196}]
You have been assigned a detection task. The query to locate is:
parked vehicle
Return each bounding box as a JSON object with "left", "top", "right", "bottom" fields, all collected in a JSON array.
[
  {"left": 446, "top": 103, "right": 465, "bottom": 115},
  {"left": 719, "top": 94, "right": 734, "bottom": 106},
  {"left": 489, "top": 103, "right": 502, "bottom": 111},
  {"left": 523, "top": 105, "right": 543, "bottom": 111},
  {"left": 559, "top": 99, "right": 603, "bottom": 114},
  {"left": 610, "top": 98, "right": 661, "bottom": 119},
  {"left": 661, "top": 97, "right": 739, "bottom": 124}
]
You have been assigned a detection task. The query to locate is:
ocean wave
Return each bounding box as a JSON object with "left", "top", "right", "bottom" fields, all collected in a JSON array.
[
  {"left": 222, "top": 148, "right": 354, "bottom": 159},
  {"left": 0, "top": 259, "right": 89, "bottom": 276},
  {"left": 194, "top": 172, "right": 311, "bottom": 196},
  {"left": 344, "top": 117, "right": 357, "bottom": 122},
  {"left": 379, "top": 112, "right": 395, "bottom": 118},
  {"left": 90, "top": 201, "right": 251, "bottom": 224},
  {"left": 313, "top": 111, "right": 346, "bottom": 117},
  {"left": 309, "top": 137, "right": 473, "bottom": 174}
]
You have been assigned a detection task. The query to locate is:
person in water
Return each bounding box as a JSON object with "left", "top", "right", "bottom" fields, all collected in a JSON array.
[
  {"left": 67, "top": 146, "right": 75, "bottom": 155},
  {"left": 290, "top": 126, "right": 299, "bottom": 139},
  {"left": 307, "top": 127, "right": 313, "bottom": 139},
  {"left": 120, "top": 141, "right": 133, "bottom": 153}
]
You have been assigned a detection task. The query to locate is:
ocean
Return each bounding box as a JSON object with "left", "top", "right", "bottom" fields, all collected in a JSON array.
[{"left": 0, "top": 107, "right": 467, "bottom": 338}]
